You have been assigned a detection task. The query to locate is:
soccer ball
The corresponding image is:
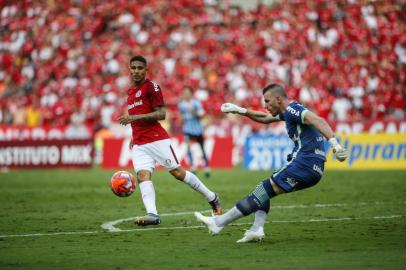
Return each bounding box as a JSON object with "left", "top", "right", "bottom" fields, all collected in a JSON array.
[{"left": 110, "top": 171, "right": 136, "bottom": 197}]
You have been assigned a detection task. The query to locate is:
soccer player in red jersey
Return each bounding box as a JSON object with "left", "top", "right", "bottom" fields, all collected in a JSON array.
[{"left": 118, "top": 55, "right": 222, "bottom": 226}]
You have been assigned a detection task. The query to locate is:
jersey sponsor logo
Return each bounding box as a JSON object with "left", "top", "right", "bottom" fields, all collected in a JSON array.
[
  {"left": 135, "top": 90, "right": 142, "bottom": 97},
  {"left": 152, "top": 82, "right": 159, "bottom": 92},
  {"left": 128, "top": 100, "right": 143, "bottom": 109},
  {"left": 286, "top": 106, "right": 300, "bottom": 117},
  {"left": 313, "top": 164, "right": 323, "bottom": 175}
]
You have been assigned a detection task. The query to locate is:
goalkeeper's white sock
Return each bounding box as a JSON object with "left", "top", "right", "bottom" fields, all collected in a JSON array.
[
  {"left": 215, "top": 206, "right": 244, "bottom": 227},
  {"left": 139, "top": 181, "right": 158, "bottom": 215},
  {"left": 251, "top": 210, "right": 267, "bottom": 231},
  {"left": 183, "top": 171, "right": 215, "bottom": 202}
]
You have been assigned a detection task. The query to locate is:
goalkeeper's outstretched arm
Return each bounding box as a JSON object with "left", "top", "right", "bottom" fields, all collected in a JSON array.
[
  {"left": 244, "top": 109, "right": 280, "bottom": 124},
  {"left": 221, "top": 103, "right": 279, "bottom": 124}
]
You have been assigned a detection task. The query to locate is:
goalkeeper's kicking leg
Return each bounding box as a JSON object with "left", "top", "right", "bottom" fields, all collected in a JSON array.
[
  {"left": 195, "top": 178, "right": 284, "bottom": 242},
  {"left": 195, "top": 161, "right": 323, "bottom": 242}
]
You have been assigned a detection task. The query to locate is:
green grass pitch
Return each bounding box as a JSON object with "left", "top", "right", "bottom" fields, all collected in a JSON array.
[{"left": 0, "top": 168, "right": 405, "bottom": 270}]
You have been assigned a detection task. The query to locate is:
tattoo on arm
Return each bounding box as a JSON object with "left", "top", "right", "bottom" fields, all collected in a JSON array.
[
  {"left": 245, "top": 110, "right": 280, "bottom": 124},
  {"left": 137, "top": 107, "right": 166, "bottom": 122}
]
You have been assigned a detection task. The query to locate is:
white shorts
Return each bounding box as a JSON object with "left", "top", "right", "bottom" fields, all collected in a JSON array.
[{"left": 131, "top": 139, "right": 180, "bottom": 173}]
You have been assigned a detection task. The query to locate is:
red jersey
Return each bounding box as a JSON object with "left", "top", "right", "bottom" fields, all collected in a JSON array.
[{"left": 127, "top": 79, "right": 170, "bottom": 145}]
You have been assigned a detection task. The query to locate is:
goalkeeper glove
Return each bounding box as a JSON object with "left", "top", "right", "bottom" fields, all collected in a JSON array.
[
  {"left": 328, "top": 137, "right": 348, "bottom": 162},
  {"left": 220, "top": 103, "right": 247, "bottom": 114}
]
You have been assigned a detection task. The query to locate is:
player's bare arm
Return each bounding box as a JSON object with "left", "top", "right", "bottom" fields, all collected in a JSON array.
[
  {"left": 244, "top": 109, "right": 280, "bottom": 124},
  {"left": 119, "top": 106, "right": 166, "bottom": 125},
  {"left": 303, "top": 110, "right": 334, "bottom": 139},
  {"left": 303, "top": 110, "right": 348, "bottom": 161},
  {"left": 221, "top": 102, "right": 279, "bottom": 124}
]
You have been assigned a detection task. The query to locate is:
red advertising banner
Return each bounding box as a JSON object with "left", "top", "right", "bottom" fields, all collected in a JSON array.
[
  {"left": 0, "top": 140, "right": 94, "bottom": 168},
  {"left": 331, "top": 120, "right": 406, "bottom": 134},
  {"left": 102, "top": 136, "right": 233, "bottom": 169}
]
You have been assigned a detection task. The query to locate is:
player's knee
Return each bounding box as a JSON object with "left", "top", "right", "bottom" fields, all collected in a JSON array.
[
  {"left": 236, "top": 195, "right": 259, "bottom": 216},
  {"left": 137, "top": 170, "right": 151, "bottom": 182},
  {"left": 169, "top": 167, "right": 185, "bottom": 180},
  {"left": 236, "top": 180, "right": 276, "bottom": 215},
  {"left": 269, "top": 179, "right": 285, "bottom": 195},
  {"left": 261, "top": 199, "right": 270, "bottom": 213},
  {"left": 262, "top": 179, "right": 278, "bottom": 197},
  {"left": 236, "top": 194, "right": 270, "bottom": 216}
]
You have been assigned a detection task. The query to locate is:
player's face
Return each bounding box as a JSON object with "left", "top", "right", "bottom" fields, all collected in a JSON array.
[
  {"left": 263, "top": 91, "right": 281, "bottom": 116},
  {"left": 129, "top": 61, "right": 147, "bottom": 84},
  {"left": 183, "top": 88, "right": 192, "bottom": 99}
]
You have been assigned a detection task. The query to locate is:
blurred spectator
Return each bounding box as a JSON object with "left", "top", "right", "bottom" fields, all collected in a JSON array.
[
  {"left": 100, "top": 93, "right": 117, "bottom": 129},
  {"left": 11, "top": 99, "right": 27, "bottom": 126},
  {"left": 65, "top": 110, "right": 91, "bottom": 139},
  {"left": 26, "top": 96, "right": 42, "bottom": 127},
  {"left": 332, "top": 92, "right": 352, "bottom": 121}
]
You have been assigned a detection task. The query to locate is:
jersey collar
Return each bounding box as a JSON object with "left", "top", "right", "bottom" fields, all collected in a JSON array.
[{"left": 127, "top": 79, "right": 150, "bottom": 95}]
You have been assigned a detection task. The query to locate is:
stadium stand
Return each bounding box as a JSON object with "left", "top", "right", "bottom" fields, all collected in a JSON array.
[{"left": 0, "top": 0, "right": 404, "bottom": 134}]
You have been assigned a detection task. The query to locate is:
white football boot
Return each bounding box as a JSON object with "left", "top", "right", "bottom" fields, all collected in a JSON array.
[
  {"left": 194, "top": 212, "right": 223, "bottom": 234},
  {"left": 236, "top": 226, "right": 265, "bottom": 243}
]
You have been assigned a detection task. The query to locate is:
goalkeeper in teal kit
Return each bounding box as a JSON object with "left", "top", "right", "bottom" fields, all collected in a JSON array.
[{"left": 195, "top": 83, "right": 348, "bottom": 243}]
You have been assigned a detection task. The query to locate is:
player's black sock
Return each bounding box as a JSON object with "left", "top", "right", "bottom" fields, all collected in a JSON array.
[{"left": 236, "top": 179, "right": 275, "bottom": 216}]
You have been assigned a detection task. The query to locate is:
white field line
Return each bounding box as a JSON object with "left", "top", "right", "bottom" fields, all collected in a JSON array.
[
  {"left": 101, "top": 201, "right": 405, "bottom": 232},
  {"left": 0, "top": 215, "right": 402, "bottom": 239},
  {"left": 0, "top": 201, "right": 404, "bottom": 238}
]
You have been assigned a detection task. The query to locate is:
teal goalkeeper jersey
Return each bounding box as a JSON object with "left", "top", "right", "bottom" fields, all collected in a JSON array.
[{"left": 277, "top": 101, "right": 326, "bottom": 162}]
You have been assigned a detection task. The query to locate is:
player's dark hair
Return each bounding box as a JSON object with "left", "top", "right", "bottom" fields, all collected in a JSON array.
[
  {"left": 262, "top": 83, "right": 286, "bottom": 97},
  {"left": 130, "top": 55, "right": 147, "bottom": 65}
]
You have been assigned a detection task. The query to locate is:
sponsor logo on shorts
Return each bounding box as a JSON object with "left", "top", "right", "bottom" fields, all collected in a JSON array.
[
  {"left": 313, "top": 164, "right": 323, "bottom": 175},
  {"left": 286, "top": 177, "right": 298, "bottom": 187},
  {"left": 165, "top": 159, "right": 172, "bottom": 165}
]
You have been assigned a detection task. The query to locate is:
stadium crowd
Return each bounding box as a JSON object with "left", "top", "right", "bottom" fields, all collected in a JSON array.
[{"left": 0, "top": 0, "right": 405, "bottom": 134}]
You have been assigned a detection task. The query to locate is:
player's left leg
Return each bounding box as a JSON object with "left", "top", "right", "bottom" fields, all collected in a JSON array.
[
  {"left": 219, "top": 178, "right": 281, "bottom": 226},
  {"left": 184, "top": 135, "right": 196, "bottom": 173},
  {"left": 131, "top": 145, "right": 160, "bottom": 226},
  {"left": 195, "top": 178, "right": 283, "bottom": 235},
  {"left": 236, "top": 160, "right": 323, "bottom": 241},
  {"left": 170, "top": 167, "right": 221, "bottom": 215},
  {"left": 150, "top": 139, "right": 222, "bottom": 215},
  {"left": 196, "top": 135, "right": 210, "bottom": 178}
]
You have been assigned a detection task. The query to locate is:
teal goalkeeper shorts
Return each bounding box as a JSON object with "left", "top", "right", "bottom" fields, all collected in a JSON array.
[{"left": 271, "top": 158, "right": 324, "bottom": 193}]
